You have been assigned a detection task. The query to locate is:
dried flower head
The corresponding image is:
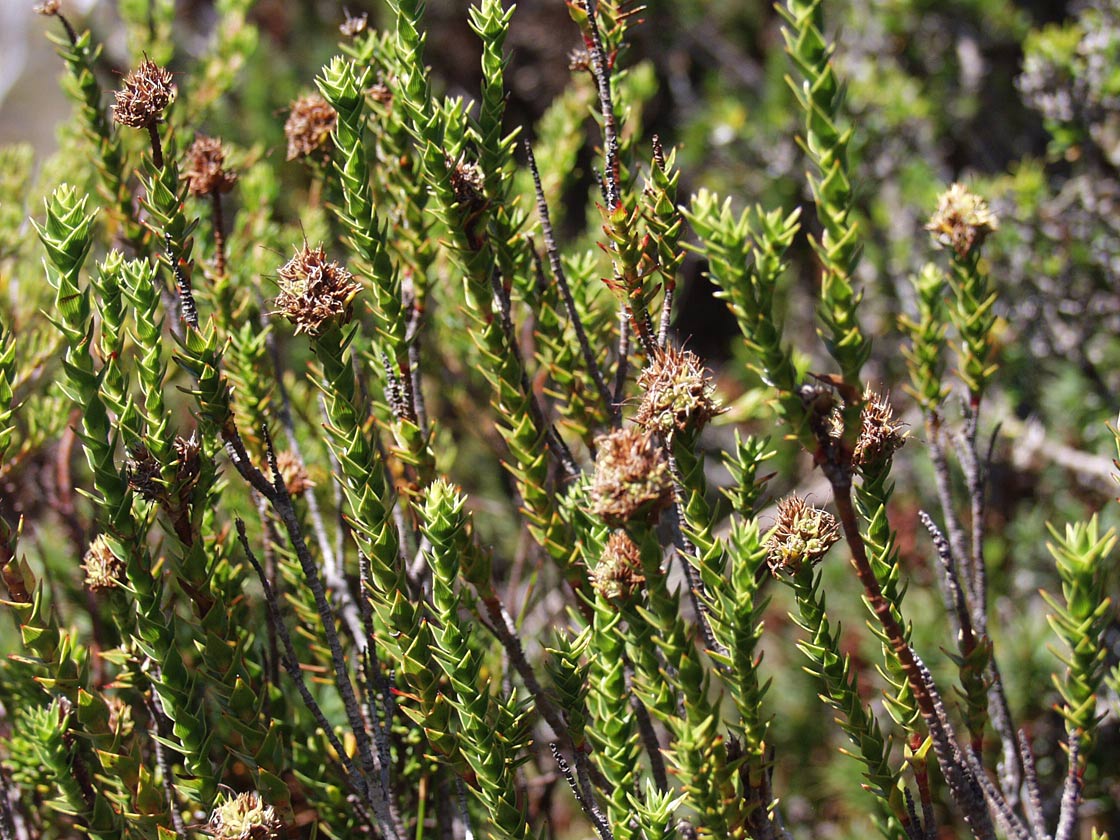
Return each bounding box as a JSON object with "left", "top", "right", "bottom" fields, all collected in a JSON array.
[
  {"left": 635, "top": 346, "right": 723, "bottom": 437},
  {"left": 284, "top": 94, "right": 337, "bottom": 160},
  {"left": 589, "top": 427, "right": 674, "bottom": 526},
  {"left": 126, "top": 444, "right": 162, "bottom": 501},
  {"left": 339, "top": 10, "right": 368, "bottom": 36},
  {"left": 276, "top": 450, "right": 314, "bottom": 497},
  {"left": 173, "top": 433, "right": 202, "bottom": 491},
  {"left": 926, "top": 183, "right": 999, "bottom": 259},
  {"left": 448, "top": 154, "right": 487, "bottom": 210},
  {"left": 83, "top": 535, "right": 126, "bottom": 591},
  {"left": 184, "top": 135, "right": 238, "bottom": 197},
  {"left": 590, "top": 531, "right": 646, "bottom": 600},
  {"left": 274, "top": 245, "right": 361, "bottom": 336},
  {"left": 825, "top": 389, "right": 907, "bottom": 470},
  {"left": 34, "top": 0, "right": 61, "bottom": 15},
  {"left": 568, "top": 48, "right": 592, "bottom": 72},
  {"left": 852, "top": 390, "right": 907, "bottom": 470},
  {"left": 208, "top": 791, "right": 284, "bottom": 840},
  {"left": 113, "top": 59, "right": 175, "bottom": 128},
  {"left": 369, "top": 82, "right": 393, "bottom": 105},
  {"left": 764, "top": 496, "right": 840, "bottom": 576}
]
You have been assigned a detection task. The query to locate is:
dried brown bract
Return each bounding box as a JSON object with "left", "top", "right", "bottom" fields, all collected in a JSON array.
[
  {"left": 184, "top": 135, "right": 238, "bottom": 197},
  {"left": 208, "top": 791, "right": 284, "bottom": 840},
  {"left": 926, "top": 183, "right": 999, "bottom": 259},
  {"left": 284, "top": 94, "right": 337, "bottom": 160},
  {"left": 83, "top": 535, "right": 126, "bottom": 592},
  {"left": 113, "top": 59, "right": 175, "bottom": 129},
  {"left": 635, "top": 345, "right": 723, "bottom": 438},
  {"left": 274, "top": 245, "right": 361, "bottom": 336},
  {"left": 764, "top": 496, "right": 840, "bottom": 576},
  {"left": 34, "top": 0, "right": 61, "bottom": 15},
  {"left": 590, "top": 531, "right": 646, "bottom": 600},
  {"left": 589, "top": 427, "right": 674, "bottom": 526}
]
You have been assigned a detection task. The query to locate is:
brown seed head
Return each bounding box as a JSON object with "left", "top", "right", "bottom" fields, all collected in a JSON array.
[
  {"left": 184, "top": 135, "right": 238, "bottom": 197},
  {"left": 276, "top": 450, "right": 314, "bottom": 497},
  {"left": 590, "top": 531, "right": 646, "bottom": 600},
  {"left": 274, "top": 245, "right": 361, "bottom": 336},
  {"left": 83, "top": 535, "right": 126, "bottom": 592},
  {"left": 284, "top": 94, "right": 337, "bottom": 160},
  {"left": 34, "top": 0, "right": 61, "bottom": 15},
  {"left": 340, "top": 11, "right": 368, "bottom": 36},
  {"left": 926, "top": 183, "right": 999, "bottom": 259},
  {"left": 852, "top": 390, "right": 907, "bottom": 470},
  {"left": 209, "top": 791, "right": 284, "bottom": 840},
  {"left": 764, "top": 496, "right": 840, "bottom": 576},
  {"left": 113, "top": 59, "right": 175, "bottom": 128},
  {"left": 635, "top": 346, "right": 723, "bottom": 437},
  {"left": 589, "top": 427, "right": 674, "bottom": 527}
]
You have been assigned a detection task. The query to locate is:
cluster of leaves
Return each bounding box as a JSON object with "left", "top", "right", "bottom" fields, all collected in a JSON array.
[{"left": 0, "top": 1, "right": 1116, "bottom": 839}]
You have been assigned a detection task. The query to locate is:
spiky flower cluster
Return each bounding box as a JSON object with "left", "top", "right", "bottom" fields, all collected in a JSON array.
[
  {"left": 284, "top": 94, "right": 337, "bottom": 160},
  {"left": 589, "top": 427, "right": 674, "bottom": 526},
  {"left": 274, "top": 245, "right": 361, "bottom": 336},
  {"left": 591, "top": 531, "right": 646, "bottom": 600},
  {"left": 764, "top": 496, "right": 840, "bottom": 576},
  {"left": 113, "top": 60, "right": 175, "bottom": 128},
  {"left": 926, "top": 183, "right": 999, "bottom": 258},
  {"left": 635, "top": 346, "right": 722, "bottom": 437},
  {"left": 208, "top": 791, "right": 284, "bottom": 840},
  {"left": 82, "top": 535, "right": 125, "bottom": 591},
  {"left": 184, "top": 135, "right": 238, "bottom": 197}
]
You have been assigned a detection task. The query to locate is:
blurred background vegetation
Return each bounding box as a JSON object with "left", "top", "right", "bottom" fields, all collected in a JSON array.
[{"left": 0, "top": 0, "right": 1117, "bottom": 837}]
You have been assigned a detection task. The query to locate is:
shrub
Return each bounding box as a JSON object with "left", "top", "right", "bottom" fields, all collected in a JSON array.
[{"left": 0, "top": 1, "right": 1116, "bottom": 838}]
